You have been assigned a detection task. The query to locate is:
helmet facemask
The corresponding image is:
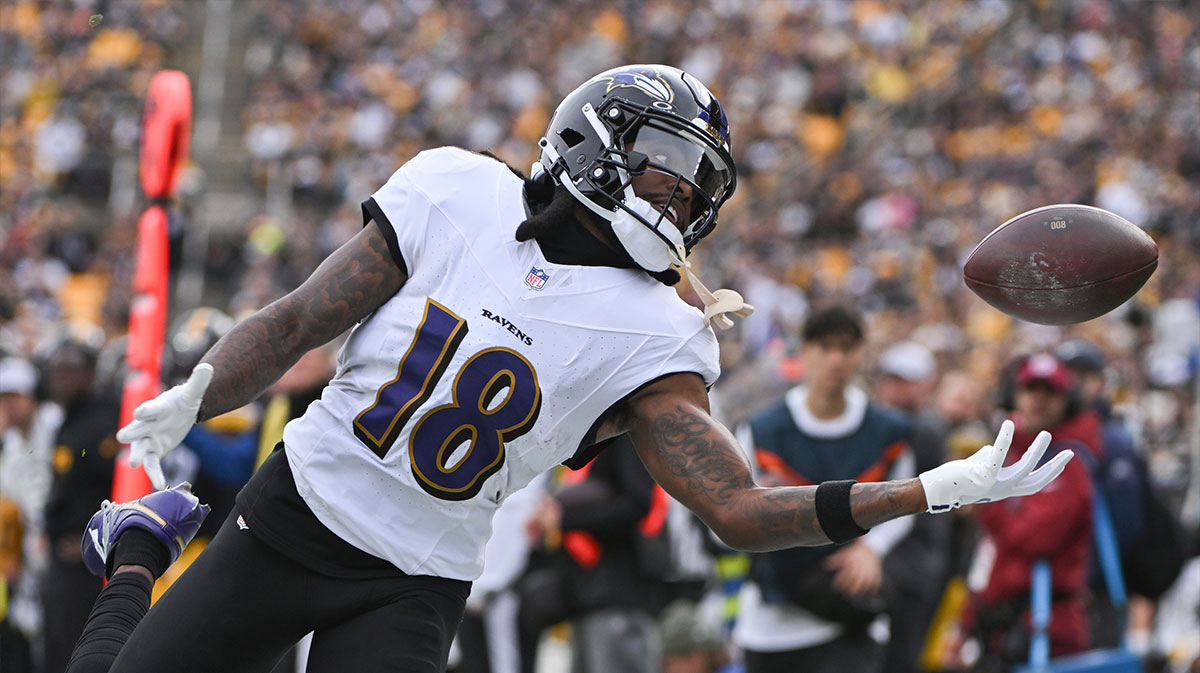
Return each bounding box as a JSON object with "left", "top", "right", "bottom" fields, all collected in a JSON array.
[
  {"left": 540, "top": 98, "right": 734, "bottom": 261},
  {"left": 537, "top": 65, "right": 751, "bottom": 328}
]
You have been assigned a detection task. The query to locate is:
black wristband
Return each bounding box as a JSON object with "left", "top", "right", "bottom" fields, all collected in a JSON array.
[{"left": 815, "top": 480, "right": 869, "bottom": 543}]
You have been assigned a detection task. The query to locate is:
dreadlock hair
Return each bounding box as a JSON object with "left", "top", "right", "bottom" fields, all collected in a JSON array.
[
  {"left": 515, "top": 177, "right": 577, "bottom": 242},
  {"left": 478, "top": 150, "right": 681, "bottom": 286}
]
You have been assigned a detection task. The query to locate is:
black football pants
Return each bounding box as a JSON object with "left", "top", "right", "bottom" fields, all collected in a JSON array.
[{"left": 76, "top": 510, "right": 470, "bottom": 673}]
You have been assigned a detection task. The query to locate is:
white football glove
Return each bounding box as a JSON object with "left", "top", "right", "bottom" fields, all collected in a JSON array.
[
  {"left": 918, "top": 419, "right": 1073, "bottom": 513},
  {"left": 116, "top": 363, "right": 213, "bottom": 491}
]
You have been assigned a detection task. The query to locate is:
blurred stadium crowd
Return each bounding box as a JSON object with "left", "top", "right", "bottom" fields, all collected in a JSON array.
[{"left": 1, "top": 1, "right": 1198, "bottom": 673}]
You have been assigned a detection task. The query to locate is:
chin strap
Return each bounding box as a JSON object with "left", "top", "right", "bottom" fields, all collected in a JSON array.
[
  {"left": 606, "top": 200, "right": 754, "bottom": 329},
  {"left": 669, "top": 243, "right": 755, "bottom": 330}
]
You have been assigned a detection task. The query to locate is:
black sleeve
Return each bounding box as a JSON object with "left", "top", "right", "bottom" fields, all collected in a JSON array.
[
  {"left": 361, "top": 197, "right": 408, "bottom": 276},
  {"left": 560, "top": 372, "right": 702, "bottom": 470}
]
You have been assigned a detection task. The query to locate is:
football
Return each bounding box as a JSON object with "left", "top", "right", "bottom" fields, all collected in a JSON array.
[{"left": 963, "top": 204, "right": 1158, "bottom": 325}]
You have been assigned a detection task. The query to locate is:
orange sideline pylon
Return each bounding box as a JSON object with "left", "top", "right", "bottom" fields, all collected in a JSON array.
[{"left": 112, "top": 70, "right": 192, "bottom": 502}]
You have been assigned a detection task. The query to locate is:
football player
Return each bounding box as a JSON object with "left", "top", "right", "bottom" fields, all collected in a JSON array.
[{"left": 65, "top": 65, "right": 1072, "bottom": 673}]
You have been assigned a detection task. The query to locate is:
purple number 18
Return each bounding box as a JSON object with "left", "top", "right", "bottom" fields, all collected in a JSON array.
[{"left": 354, "top": 299, "right": 541, "bottom": 500}]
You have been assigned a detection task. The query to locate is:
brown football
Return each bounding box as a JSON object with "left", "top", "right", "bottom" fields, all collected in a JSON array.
[{"left": 963, "top": 204, "right": 1158, "bottom": 325}]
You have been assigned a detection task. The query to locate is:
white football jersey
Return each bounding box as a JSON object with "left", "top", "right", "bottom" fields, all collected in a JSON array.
[{"left": 283, "top": 147, "right": 719, "bottom": 580}]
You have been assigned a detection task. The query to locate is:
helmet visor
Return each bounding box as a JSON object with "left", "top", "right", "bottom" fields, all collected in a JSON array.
[{"left": 624, "top": 122, "right": 734, "bottom": 245}]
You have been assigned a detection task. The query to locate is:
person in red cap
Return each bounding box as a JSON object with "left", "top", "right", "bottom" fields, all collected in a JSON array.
[{"left": 965, "top": 353, "right": 1101, "bottom": 672}]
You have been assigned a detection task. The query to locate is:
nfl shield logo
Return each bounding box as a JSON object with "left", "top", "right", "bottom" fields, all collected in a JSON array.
[{"left": 525, "top": 267, "right": 549, "bottom": 290}]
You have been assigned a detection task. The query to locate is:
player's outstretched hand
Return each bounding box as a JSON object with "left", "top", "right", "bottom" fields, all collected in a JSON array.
[
  {"left": 116, "top": 363, "right": 213, "bottom": 490},
  {"left": 918, "top": 419, "right": 1073, "bottom": 513}
]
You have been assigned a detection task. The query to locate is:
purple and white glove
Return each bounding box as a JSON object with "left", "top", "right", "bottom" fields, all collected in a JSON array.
[
  {"left": 918, "top": 419, "right": 1073, "bottom": 513},
  {"left": 116, "top": 363, "right": 213, "bottom": 490}
]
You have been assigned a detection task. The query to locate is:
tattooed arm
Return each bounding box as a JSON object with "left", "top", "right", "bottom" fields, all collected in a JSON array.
[
  {"left": 196, "top": 221, "right": 405, "bottom": 421},
  {"left": 618, "top": 373, "right": 928, "bottom": 551}
]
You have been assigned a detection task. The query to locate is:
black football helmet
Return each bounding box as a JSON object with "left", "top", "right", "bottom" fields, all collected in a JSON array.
[
  {"left": 538, "top": 64, "right": 737, "bottom": 254},
  {"left": 165, "top": 307, "right": 234, "bottom": 384}
]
